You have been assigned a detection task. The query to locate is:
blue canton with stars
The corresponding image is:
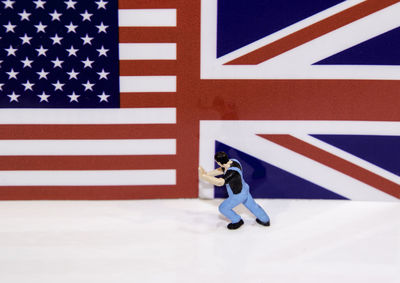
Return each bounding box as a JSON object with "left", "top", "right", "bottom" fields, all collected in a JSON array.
[{"left": 0, "top": 0, "right": 119, "bottom": 108}]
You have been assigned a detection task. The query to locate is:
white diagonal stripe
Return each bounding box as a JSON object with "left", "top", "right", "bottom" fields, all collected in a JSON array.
[
  {"left": 201, "top": 0, "right": 400, "bottom": 79},
  {"left": 293, "top": 134, "right": 400, "bottom": 185},
  {"left": 215, "top": 0, "right": 367, "bottom": 64},
  {"left": 199, "top": 121, "right": 399, "bottom": 201}
]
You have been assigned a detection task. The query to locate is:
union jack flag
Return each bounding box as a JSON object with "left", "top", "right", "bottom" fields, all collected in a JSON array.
[{"left": 199, "top": 0, "right": 400, "bottom": 201}]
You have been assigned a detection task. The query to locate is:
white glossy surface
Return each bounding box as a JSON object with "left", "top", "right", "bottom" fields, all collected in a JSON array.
[{"left": 0, "top": 199, "right": 398, "bottom": 282}]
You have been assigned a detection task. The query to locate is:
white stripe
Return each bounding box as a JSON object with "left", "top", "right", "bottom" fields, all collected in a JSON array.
[
  {"left": 201, "top": 120, "right": 400, "bottom": 135},
  {"left": 0, "top": 139, "right": 176, "bottom": 156},
  {"left": 0, "top": 109, "right": 176, "bottom": 124},
  {"left": 118, "top": 9, "right": 176, "bottom": 27},
  {"left": 0, "top": 170, "right": 176, "bottom": 186},
  {"left": 119, "top": 43, "right": 176, "bottom": 60},
  {"left": 120, "top": 76, "right": 176, "bottom": 92}
]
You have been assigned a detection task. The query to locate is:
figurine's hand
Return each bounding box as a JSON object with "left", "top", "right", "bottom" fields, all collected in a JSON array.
[{"left": 198, "top": 166, "right": 206, "bottom": 176}]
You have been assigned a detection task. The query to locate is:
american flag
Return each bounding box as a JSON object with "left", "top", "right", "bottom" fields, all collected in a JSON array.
[{"left": 0, "top": 0, "right": 179, "bottom": 199}]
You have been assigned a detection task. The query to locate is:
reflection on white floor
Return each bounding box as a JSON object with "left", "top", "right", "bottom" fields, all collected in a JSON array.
[{"left": 0, "top": 199, "right": 398, "bottom": 283}]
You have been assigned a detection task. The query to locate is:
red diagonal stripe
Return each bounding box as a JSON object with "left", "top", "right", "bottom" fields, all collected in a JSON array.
[
  {"left": 226, "top": 0, "right": 399, "bottom": 65},
  {"left": 259, "top": 134, "right": 400, "bottom": 198}
]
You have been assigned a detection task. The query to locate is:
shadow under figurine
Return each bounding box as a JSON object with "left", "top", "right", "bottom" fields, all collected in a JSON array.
[{"left": 199, "top": 151, "right": 270, "bottom": 230}]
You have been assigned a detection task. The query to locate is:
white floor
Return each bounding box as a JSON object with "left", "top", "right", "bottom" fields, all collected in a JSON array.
[{"left": 0, "top": 199, "right": 398, "bottom": 283}]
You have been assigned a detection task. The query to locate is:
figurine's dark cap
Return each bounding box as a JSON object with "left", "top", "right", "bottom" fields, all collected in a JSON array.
[{"left": 214, "top": 151, "right": 229, "bottom": 165}]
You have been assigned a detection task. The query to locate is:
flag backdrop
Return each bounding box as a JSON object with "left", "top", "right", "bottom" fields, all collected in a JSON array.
[{"left": 0, "top": 0, "right": 399, "bottom": 200}]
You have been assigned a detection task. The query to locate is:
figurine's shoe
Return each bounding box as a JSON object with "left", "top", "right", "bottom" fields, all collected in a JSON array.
[
  {"left": 227, "top": 219, "right": 244, "bottom": 230},
  {"left": 256, "top": 218, "right": 270, "bottom": 226}
]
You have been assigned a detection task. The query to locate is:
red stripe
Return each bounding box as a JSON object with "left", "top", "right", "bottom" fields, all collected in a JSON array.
[
  {"left": 226, "top": 0, "right": 398, "bottom": 65},
  {"left": 0, "top": 155, "right": 176, "bottom": 170},
  {"left": 120, "top": 93, "right": 176, "bottom": 108},
  {"left": 120, "top": 60, "right": 177, "bottom": 76},
  {"left": 259, "top": 134, "right": 400, "bottom": 198},
  {"left": 0, "top": 124, "right": 177, "bottom": 139},
  {"left": 197, "top": 80, "right": 400, "bottom": 121},
  {"left": 119, "top": 0, "right": 179, "bottom": 9},
  {"left": 0, "top": 186, "right": 184, "bottom": 200},
  {"left": 119, "top": 27, "right": 177, "bottom": 43}
]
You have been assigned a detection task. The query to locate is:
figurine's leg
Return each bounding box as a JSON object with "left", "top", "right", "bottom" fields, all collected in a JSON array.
[
  {"left": 218, "top": 196, "right": 243, "bottom": 224},
  {"left": 243, "top": 193, "right": 270, "bottom": 223}
]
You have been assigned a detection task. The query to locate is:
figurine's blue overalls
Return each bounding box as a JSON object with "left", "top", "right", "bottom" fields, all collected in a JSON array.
[{"left": 218, "top": 159, "right": 270, "bottom": 224}]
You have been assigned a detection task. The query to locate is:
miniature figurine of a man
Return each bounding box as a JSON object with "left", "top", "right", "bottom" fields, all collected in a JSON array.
[{"left": 199, "top": 151, "right": 270, "bottom": 230}]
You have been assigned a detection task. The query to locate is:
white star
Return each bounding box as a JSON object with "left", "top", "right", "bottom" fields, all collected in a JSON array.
[
  {"left": 21, "top": 57, "right": 34, "bottom": 68},
  {"left": 37, "top": 68, "right": 49, "bottom": 80},
  {"left": 3, "top": 21, "right": 16, "bottom": 33},
  {"left": 52, "top": 80, "right": 65, "bottom": 91},
  {"left": 81, "top": 34, "right": 94, "bottom": 45},
  {"left": 36, "top": 45, "right": 48, "bottom": 56},
  {"left": 2, "top": 0, "right": 14, "bottom": 9},
  {"left": 96, "top": 22, "right": 109, "bottom": 33},
  {"left": 96, "top": 46, "right": 109, "bottom": 57},
  {"left": 0, "top": 83, "right": 4, "bottom": 91},
  {"left": 5, "top": 45, "right": 17, "bottom": 56},
  {"left": 51, "top": 57, "right": 64, "bottom": 68},
  {"left": 98, "top": 91, "right": 110, "bottom": 102},
  {"left": 38, "top": 91, "right": 50, "bottom": 102},
  {"left": 6, "top": 69, "right": 18, "bottom": 79},
  {"left": 33, "top": 0, "right": 46, "bottom": 9},
  {"left": 51, "top": 57, "right": 64, "bottom": 69},
  {"left": 64, "top": 0, "right": 77, "bottom": 9},
  {"left": 22, "top": 80, "right": 35, "bottom": 91},
  {"left": 82, "top": 80, "right": 95, "bottom": 91},
  {"left": 18, "top": 10, "right": 31, "bottom": 21},
  {"left": 8, "top": 91, "right": 20, "bottom": 102},
  {"left": 81, "top": 57, "right": 94, "bottom": 68},
  {"left": 67, "top": 69, "right": 79, "bottom": 80},
  {"left": 34, "top": 22, "right": 47, "bottom": 33},
  {"left": 68, "top": 91, "right": 80, "bottom": 102},
  {"left": 80, "top": 10, "right": 93, "bottom": 21},
  {"left": 65, "top": 22, "right": 78, "bottom": 33},
  {"left": 50, "top": 34, "right": 63, "bottom": 45},
  {"left": 95, "top": 0, "right": 107, "bottom": 9},
  {"left": 66, "top": 45, "right": 79, "bottom": 57},
  {"left": 97, "top": 69, "right": 109, "bottom": 80},
  {"left": 49, "top": 10, "right": 62, "bottom": 21},
  {"left": 20, "top": 34, "right": 32, "bottom": 45}
]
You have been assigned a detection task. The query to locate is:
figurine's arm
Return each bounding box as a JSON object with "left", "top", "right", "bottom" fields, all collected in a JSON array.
[
  {"left": 205, "top": 167, "right": 224, "bottom": 177},
  {"left": 198, "top": 166, "right": 223, "bottom": 177},
  {"left": 198, "top": 166, "right": 225, "bottom": 186},
  {"left": 200, "top": 174, "right": 225, "bottom": 187}
]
